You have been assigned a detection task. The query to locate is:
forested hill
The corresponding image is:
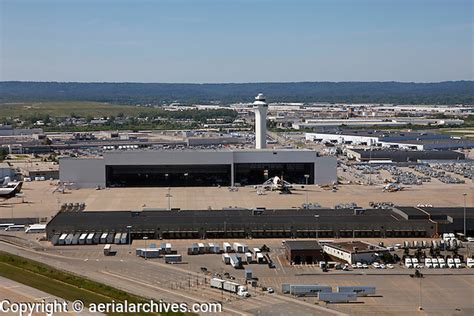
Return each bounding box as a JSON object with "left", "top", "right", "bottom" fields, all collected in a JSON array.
[{"left": 1, "top": 81, "right": 472, "bottom": 105}]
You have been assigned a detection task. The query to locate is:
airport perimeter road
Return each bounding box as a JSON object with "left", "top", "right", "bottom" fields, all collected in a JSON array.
[{"left": 0, "top": 242, "right": 344, "bottom": 316}]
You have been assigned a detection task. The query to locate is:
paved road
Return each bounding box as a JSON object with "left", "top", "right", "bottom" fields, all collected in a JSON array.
[{"left": 0, "top": 241, "right": 344, "bottom": 316}]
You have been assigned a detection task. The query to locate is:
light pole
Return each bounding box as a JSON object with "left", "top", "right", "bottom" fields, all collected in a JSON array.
[
  {"left": 304, "top": 174, "right": 310, "bottom": 208},
  {"left": 166, "top": 187, "right": 172, "bottom": 211},
  {"left": 463, "top": 193, "right": 467, "bottom": 238},
  {"left": 127, "top": 225, "right": 132, "bottom": 254},
  {"left": 314, "top": 215, "right": 320, "bottom": 239},
  {"left": 143, "top": 236, "right": 148, "bottom": 260}
]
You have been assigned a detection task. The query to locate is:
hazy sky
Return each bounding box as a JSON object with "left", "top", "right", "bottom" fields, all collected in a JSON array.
[{"left": 1, "top": 0, "right": 472, "bottom": 83}]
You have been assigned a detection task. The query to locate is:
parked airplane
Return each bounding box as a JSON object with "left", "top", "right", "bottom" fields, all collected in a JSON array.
[
  {"left": 0, "top": 177, "right": 23, "bottom": 199},
  {"left": 382, "top": 182, "right": 404, "bottom": 192},
  {"left": 259, "top": 176, "right": 294, "bottom": 193}
]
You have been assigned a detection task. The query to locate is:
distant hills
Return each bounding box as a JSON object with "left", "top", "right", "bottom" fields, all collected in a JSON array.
[{"left": 1, "top": 81, "right": 473, "bottom": 105}]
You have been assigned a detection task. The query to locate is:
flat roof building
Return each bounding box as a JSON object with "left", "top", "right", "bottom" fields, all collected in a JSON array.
[
  {"left": 284, "top": 240, "right": 324, "bottom": 265},
  {"left": 346, "top": 148, "right": 465, "bottom": 162},
  {"left": 59, "top": 149, "right": 337, "bottom": 188},
  {"left": 323, "top": 241, "right": 388, "bottom": 264}
]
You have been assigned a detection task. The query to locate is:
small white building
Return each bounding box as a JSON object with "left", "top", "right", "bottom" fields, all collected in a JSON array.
[{"left": 323, "top": 241, "right": 388, "bottom": 264}]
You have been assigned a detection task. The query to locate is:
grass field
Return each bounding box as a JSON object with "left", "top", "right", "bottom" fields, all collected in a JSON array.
[
  {"left": 0, "top": 251, "right": 183, "bottom": 315},
  {"left": 0, "top": 101, "right": 146, "bottom": 119}
]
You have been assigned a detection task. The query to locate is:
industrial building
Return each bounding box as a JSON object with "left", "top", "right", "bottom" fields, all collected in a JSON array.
[
  {"left": 305, "top": 129, "right": 474, "bottom": 150},
  {"left": 323, "top": 241, "right": 388, "bottom": 264},
  {"left": 59, "top": 94, "right": 337, "bottom": 188},
  {"left": 60, "top": 150, "right": 336, "bottom": 188},
  {"left": 45, "top": 206, "right": 473, "bottom": 241},
  {"left": 284, "top": 240, "right": 324, "bottom": 264},
  {"left": 346, "top": 149, "right": 465, "bottom": 162}
]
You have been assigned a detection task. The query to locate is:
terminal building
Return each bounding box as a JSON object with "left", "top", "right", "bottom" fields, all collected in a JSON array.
[{"left": 59, "top": 94, "right": 337, "bottom": 188}]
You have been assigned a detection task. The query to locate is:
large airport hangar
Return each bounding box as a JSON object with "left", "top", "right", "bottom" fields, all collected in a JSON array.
[{"left": 59, "top": 149, "right": 337, "bottom": 188}]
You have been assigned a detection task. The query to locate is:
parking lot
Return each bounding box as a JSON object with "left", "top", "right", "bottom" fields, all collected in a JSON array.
[{"left": 6, "top": 234, "right": 466, "bottom": 315}]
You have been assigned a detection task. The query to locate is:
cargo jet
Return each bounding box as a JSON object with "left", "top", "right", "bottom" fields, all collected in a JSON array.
[{"left": 0, "top": 177, "right": 23, "bottom": 199}]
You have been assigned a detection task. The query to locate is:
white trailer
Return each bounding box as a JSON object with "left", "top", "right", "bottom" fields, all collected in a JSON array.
[
  {"left": 245, "top": 252, "right": 253, "bottom": 263},
  {"left": 78, "top": 233, "right": 87, "bottom": 244},
  {"left": 210, "top": 278, "right": 249, "bottom": 297},
  {"left": 222, "top": 253, "right": 230, "bottom": 264},
  {"left": 256, "top": 252, "right": 265, "bottom": 264},
  {"left": 223, "top": 281, "right": 250, "bottom": 297},
  {"left": 100, "top": 233, "right": 109, "bottom": 244},
  {"left": 233, "top": 242, "right": 243, "bottom": 253},
  {"left": 103, "top": 244, "right": 112, "bottom": 256},
  {"left": 208, "top": 243, "right": 220, "bottom": 253},
  {"left": 93, "top": 233, "right": 101, "bottom": 244},
  {"left": 114, "top": 233, "right": 122, "bottom": 244},
  {"left": 318, "top": 292, "right": 358, "bottom": 303},
  {"left": 164, "top": 254, "right": 182, "bottom": 264},
  {"left": 104, "top": 233, "right": 113, "bottom": 244},
  {"left": 120, "top": 233, "right": 128, "bottom": 245},
  {"left": 336, "top": 286, "right": 376, "bottom": 296},
  {"left": 71, "top": 233, "right": 81, "bottom": 245},
  {"left": 282, "top": 284, "right": 332, "bottom": 296},
  {"left": 229, "top": 254, "right": 242, "bottom": 268},
  {"left": 197, "top": 242, "right": 205, "bottom": 254},
  {"left": 210, "top": 278, "right": 225, "bottom": 289},
  {"left": 65, "top": 233, "right": 74, "bottom": 245},
  {"left": 58, "top": 233, "right": 68, "bottom": 245},
  {"left": 467, "top": 258, "right": 474, "bottom": 268},
  {"left": 86, "top": 233, "right": 95, "bottom": 244},
  {"left": 223, "top": 242, "right": 232, "bottom": 253}
]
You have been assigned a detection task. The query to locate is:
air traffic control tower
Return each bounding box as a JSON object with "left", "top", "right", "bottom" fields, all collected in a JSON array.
[{"left": 253, "top": 93, "right": 268, "bottom": 149}]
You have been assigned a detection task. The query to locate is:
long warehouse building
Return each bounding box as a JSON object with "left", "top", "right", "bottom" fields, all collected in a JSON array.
[
  {"left": 60, "top": 149, "right": 337, "bottom": 188},
  {"left": 45, "top": 206, "right": 473, "bottom": 241}
]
